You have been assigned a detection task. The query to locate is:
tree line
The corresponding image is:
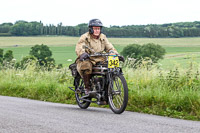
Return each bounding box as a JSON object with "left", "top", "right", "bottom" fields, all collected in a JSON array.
[{"left": 0, "top": 20, "right": 200, "bottom": 38}]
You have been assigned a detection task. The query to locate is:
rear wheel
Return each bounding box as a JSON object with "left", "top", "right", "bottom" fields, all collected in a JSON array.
[
  {"left": 108, "top": 74, "right": 128, "bottom": 114},
  {"left": 75, "top": 78, "right": 91, "bottom": 109}
]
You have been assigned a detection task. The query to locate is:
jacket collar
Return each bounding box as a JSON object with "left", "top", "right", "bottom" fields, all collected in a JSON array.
[{"left": 99, "top": 34, "right": 104, "bottom": 41}]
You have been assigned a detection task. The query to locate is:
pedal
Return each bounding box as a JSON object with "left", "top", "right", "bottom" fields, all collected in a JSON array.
[{"left": 80, "top": 91, "right": 97, "bottom": 99}]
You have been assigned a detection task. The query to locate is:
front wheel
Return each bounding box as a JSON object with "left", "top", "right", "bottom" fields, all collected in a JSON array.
[
  {"left": 75, "top": 78, "right": 91, "bottom": 109},
  {"left": 108, "top": 74, "right": 128, "bottom": 114}
]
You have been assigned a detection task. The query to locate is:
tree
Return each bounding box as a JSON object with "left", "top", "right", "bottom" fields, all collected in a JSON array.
[
  {"left": 0, "top": 49, "right": 3, "bottom": 63},
  {"left": 29, "top": 44, "right": 55, "bottom": 67},
  {"left": 120, "top": 43, "right": 166, "bottom": 64},
  {"left": 3, "top": 50, "right": 14, "bottom": 62},
  {"left": 120, "top": 44, "right": 142, "bottom": 59},
  {"left": 3, "top": 20, "right": 200, "bottom": 37},
  {"left": 0, "top": 23, "right": 13, "bottom": 33},
  {"left": 140, "top": 43, "right": 166, "bottom": 63},
  {"left": 77, "top": 23, "right": 88, "bottom": 35}
]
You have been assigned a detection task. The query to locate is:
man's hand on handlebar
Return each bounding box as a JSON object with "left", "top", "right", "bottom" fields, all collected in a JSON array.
[
  {"left": 79, "top": 53, "right": 90, "bottom": 61},
  {"left": 79, "top": 52, "right": 125, "bottom": 62},
  {"left": 109, "top": 53, "right": 116, "bottom": 55},
  {"left": 109, "top": 50, "right": 116, "bottom": 55}
]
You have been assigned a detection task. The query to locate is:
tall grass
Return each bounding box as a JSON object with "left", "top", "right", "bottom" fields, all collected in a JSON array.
[
  {"left": 124, "top": 61, "right": 200, "bottom": 120},
  {"left": 0, "top": 61, "right": 200, "bottom": 120},
  {"left": 0, "top": 64, "right": 75, "bottom": 104}
]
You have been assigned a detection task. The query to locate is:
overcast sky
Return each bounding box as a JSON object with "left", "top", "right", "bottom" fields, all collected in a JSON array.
[{"left": 1, "top": 0, "right": 200, "bottom": 27}]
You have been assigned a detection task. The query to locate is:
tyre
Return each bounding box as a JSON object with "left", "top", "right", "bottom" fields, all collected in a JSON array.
[
  {"left": 108, "top": 74, "right": 128, "bottom": 114},
  {"left": 75, "top": 78, "right": 91, "bottom": 109}
]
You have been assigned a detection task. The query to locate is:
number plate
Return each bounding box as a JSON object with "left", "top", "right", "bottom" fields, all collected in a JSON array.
[{"left": 108, "top": 56, "right": 119, "bottom": 68}]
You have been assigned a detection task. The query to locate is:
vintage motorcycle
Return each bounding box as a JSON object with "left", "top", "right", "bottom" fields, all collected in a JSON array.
[{"left": 69, "top": 49, "right": 128, "bottom": 114}]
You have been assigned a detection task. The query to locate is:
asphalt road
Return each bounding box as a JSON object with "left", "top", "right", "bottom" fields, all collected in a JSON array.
[{"left": 0, "top": 95, "right": 200, "bottom": 133}]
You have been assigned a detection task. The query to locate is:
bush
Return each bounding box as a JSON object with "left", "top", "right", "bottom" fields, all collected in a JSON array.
[
  {"left": 3, "top": 50, "right": 14, "bottom": 62},
  {"left": 30, "top": 44, "right": 55, "bottom": 67},
  {"left": 0, "top": 49, "right": 3, "bottom": 64},
  {"left": 141, "top": 43, "right": 166, "bottom": 63},
  {"left": 15, "top": 55, "right": 37, "bottom": 69},
  {"left": 121, "top": 43, "right": 166, "bottom": 63},
  {"left": 120, "top": 44, "right": 141, "bottom": 59},
  {"left": 0, "top": 49, "right": 15, "bottom": 69}
]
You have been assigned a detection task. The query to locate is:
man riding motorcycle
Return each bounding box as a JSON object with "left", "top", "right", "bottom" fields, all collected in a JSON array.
[{"left": 75, "top": 19, "right": 120, "bottom": 95}]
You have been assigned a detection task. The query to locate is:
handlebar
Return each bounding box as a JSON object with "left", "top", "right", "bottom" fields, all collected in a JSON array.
[
  {"left": 83, "top": 45, "right": 118, "bottom": 57},
  {"left": 89, "top": 53, "right": 117, "bottom": 57}
]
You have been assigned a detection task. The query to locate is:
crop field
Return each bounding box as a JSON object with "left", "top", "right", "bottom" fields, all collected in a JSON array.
[
  {"left": 1, "top": 36, "right": 200, "bottom": 47},
  {"left": 1, "top": 36, "right": 200, "bottom": 68}
]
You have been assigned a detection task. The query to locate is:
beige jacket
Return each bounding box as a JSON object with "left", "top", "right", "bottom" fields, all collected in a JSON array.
[{"left": 75, "top": 32, "right": 118, "bottom": 57}]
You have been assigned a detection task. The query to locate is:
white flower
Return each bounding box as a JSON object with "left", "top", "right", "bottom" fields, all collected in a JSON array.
[{"left": 128, "top": 58, "right": 135, "bottom": 61}]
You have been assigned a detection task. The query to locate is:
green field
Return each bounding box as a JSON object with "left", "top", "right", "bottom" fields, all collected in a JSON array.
[{"left": 1, "top": 36, "right": 200, "bottom": 68}]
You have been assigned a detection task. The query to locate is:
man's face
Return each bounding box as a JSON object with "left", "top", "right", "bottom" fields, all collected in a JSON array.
[{"left": 93, "top": 26, "right": 101, "bottom": 36}]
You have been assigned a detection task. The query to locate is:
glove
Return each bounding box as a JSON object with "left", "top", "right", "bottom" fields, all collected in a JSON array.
[
  {"left": 109, "top": 50, "right": 117, "bottom": 55},
  {"left": 118, "top": 55, "right": 125, "bottom": 62},
  {"left": 109, "top": 50, "right": 115, "bottom": 54},
  {"left": 79, "top": 53, "right": 90, "bottom": 61}
]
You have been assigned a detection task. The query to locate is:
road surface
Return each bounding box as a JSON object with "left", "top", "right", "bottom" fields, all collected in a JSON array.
[{"left": 0, "top": 95, "right": 200, "bottom": 133}]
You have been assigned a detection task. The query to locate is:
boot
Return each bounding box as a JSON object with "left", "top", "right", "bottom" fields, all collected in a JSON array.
[{"left": 83, "top": 74, "right": 91, "bottom": 95}]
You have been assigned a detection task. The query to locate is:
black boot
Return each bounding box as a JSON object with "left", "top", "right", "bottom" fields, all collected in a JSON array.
[{"left": 83, "top": 74, "right": 91, "bottom": 95}]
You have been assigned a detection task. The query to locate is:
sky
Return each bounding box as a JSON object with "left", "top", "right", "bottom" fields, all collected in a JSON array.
[{"left": 1, "top": 0, "right": 200, "bottom": 27}]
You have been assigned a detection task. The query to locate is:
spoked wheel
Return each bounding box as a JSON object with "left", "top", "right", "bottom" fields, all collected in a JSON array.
[
  {"left": 108, "top": 74, "right": 128, "bottom": 114},
  {"left": 75, "top": 78, "right": 91, "bottom": 109}
]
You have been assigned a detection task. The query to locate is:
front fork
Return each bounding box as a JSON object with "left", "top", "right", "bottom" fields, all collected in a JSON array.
[
  {"left": 107, "top": 71, "right": 114, "bottom": 97},
  {"left": 107, "top": 69, "right": 122, "bottom": 97}
]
